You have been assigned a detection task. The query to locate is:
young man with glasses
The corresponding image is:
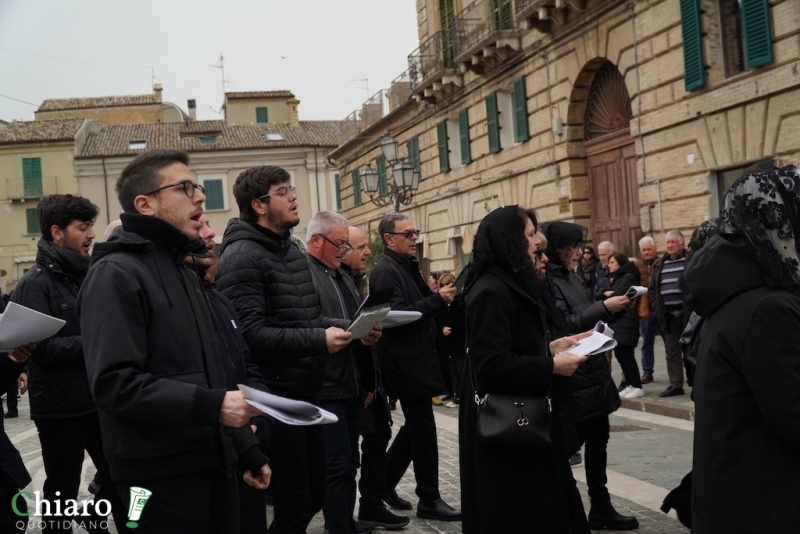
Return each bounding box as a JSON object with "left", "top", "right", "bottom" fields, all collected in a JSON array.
[
  {"left": 368, "top": 213, "right": 461, "bottom": 522},
  {"left": 216, "top": 166, "right": 381, "bottom": 534}
]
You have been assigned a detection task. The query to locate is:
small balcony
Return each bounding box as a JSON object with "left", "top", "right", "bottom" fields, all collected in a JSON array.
[
  {"left": 453, "top": 0, "right": 520, "bottom": 74},
  {"left": 408, "top": 31, "right": 462, "bottom": 104},
  {"left": 514, "top": 0, "right": 587, "bottom": 33},
  {"left": 6, "top": 176, "right": 58, "bottom": 201}
]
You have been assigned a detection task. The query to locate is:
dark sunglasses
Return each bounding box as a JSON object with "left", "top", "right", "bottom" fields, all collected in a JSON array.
[
  {"left": 144, "top": 180, "right": 205, "bottom": 198},
  {"left": 386, "top": 229, "right": 421, "bottom": 240}
]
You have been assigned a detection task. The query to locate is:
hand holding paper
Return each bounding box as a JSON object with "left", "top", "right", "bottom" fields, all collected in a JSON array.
[
  {"left": 0, "top": 302, "right": 66, "bottom": 352},
  {"left": 568, "top": 321, "right": 618, "bottom": 357},
  {"left": 625, "top": 285, "right": 648, "bottom": 299}
]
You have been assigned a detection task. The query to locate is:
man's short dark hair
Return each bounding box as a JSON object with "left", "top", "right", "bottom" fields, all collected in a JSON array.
[
  {"left": 377, "top": 213, "right": 410, "bottom": 245},
  {"left": 116, "top": 149, "right": 190, "bottom": 213},
  {"left": 233, "top": 165, "right": 291, "bottom": 222},
  {"left": 36, "top": 194, "right": 99, "bottom": 241}
]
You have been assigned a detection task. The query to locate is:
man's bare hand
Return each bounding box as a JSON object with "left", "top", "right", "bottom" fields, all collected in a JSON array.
[
  {"left": 442, "top": 326, "right": 452, "bottom": 336},
  {"left": 438, "top": 284, "right": 456, "bottom": 305},
  {"left": 361, "top": 324, "right": 383, "bottom": 346},
  {"left": 2, "top": 343, "right": 34, "bottom": 364},
  {"left": 219, "top": 391, "right": 262, "bottom": 427},
  {"left": 17, "top": 372, "right": 28, "bottom": 395},
  {"left": 243, "top": 464, "right": 272, "bottom": 490},
  {"left": 326, "top": 327, "right": 353, "bottom": 354},
  {"left": 552, "top": 352, "right": 589, "bottom": 376},
  {"left": 603, "top": 295, "right": 630, "bottom": 313}
]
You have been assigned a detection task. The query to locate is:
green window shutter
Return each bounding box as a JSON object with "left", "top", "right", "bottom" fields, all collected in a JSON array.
[
  {"left": 376, "top": 155, "right": 388, "bottom": 196},
  {"left": 334, "top": 174, "right": 342, "bottom": 211},
  {"left": 351, "top": 169, "right": 362, "bottom": 207},
  {"left": 437, "top": 120, "right": 450, "bottom": 173},
  {"left": 407, "top": 137, "right": 421, "bottom": 180},
  {"left": 26, "top": 208, "right": 40, "bottom": 235},
  {"left": 741, "top": 0, "right": 773, "bottom": 68},
  {"left": 256, "top": 107, "right": 268, "bottom": 123},
  {"left": 486, "top": 93, "right": 501, "bottom": 153},
  {"left": 680, "top": 0, "right": 706, "bottom": 91},
  {"left": 22, "top": 157, "right": 43, "bottom": 197},
  {"left": 512, "top": 77, "right": 530, "bottom": 143},
  {"left": 204, "top": 179, "right": 224, "bottom": 210},
  {"left": 458, "top": 109, "right": 472, "bottom": 164}
]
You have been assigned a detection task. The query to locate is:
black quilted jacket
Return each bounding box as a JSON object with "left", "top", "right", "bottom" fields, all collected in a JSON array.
[{"left": 216, "top": 219, "right": 347, "bottom": 401}]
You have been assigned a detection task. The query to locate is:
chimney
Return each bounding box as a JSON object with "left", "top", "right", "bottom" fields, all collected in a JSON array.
[
  {"left": 153, "top": 83, "right": 163, "bottom": 102},
  {"left": 288, "top": 98, "right": 300, "bottom": 126},
  {"left": 187, "top": 99, "right": 197, "bottom": 121}
]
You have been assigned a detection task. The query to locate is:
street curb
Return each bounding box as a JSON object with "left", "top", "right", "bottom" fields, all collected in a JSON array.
[{"left": 620, "top": 397, "right": 695, "bottom": 421}]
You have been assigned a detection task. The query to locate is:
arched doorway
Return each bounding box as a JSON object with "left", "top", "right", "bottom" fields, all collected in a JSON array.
[{"left": 583, "top": 61, "right": 641, "bottom": 258}]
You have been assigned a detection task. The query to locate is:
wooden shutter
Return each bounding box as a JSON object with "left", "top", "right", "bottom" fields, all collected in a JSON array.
[
  {"left": 680, "top": 0, "right": 706, "bottom": 91},
  {"left": 407, "top": 137, "right": 421, "bottom": 181},
  {"left": 513, "top": 77, "right": 530, "bottom": 143},
  {"left": 204, "top": 179, "right": 224, "bottom": 210},
  {"left": 376, "top": 155, "right": 388, "bottom": 196},
  {"left": 741, "top": 0, "right": 773, "bottom": 68},
  {"left": 26, "top": 208, "right": 40, "bottom": 235},
  {"left": 22, "top": 157, "right": 43, "bottom": 197},
  {"left": 437, "top": 120, "right": 450, "bottom": 173},
  {"left": 351, "top": 169, "right": 362, "bottom": 207},
  {"left": 334, "top": 174, "right": 342, "bottom": 211},
  {"left": 458, "top": 109, "right": 472, "bottom": 165},
  {"left": 486, "top": 93, "right": 501, "bottom": 153},
  {"left": 256, "top": 107, "right": 268, "bottom": 123}
]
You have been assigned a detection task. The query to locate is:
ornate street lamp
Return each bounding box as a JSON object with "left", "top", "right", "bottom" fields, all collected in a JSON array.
[{"left": 362, "top": 133, "right": 422, "bottom": 212}]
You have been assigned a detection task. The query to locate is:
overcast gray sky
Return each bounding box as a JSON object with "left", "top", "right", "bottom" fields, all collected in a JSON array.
[{"left": 0, "top": 0, "right": 419, "bottom": 122}]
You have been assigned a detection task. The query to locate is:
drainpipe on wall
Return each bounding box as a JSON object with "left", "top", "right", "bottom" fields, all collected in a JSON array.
[{"left": 101, "top": 156, "right": 110, "bottom": 228}]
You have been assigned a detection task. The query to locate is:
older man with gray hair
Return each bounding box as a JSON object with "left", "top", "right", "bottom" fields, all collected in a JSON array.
[
  {"left": 635, "top": 236, "right": 660, "bottom": 383},
  {"left": 593, "top": 241, "right": 616, "bottom": 296},
  {"left": 649, "top": 229, "right": 689, "bottom": 397}
]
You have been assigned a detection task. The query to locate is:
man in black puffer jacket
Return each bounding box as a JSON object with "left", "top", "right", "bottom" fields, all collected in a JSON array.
[
  {"left": 13, "top": 194, "right": 130, "bottom": 533},
  {"left": 216, "top": 166, "right": 380, "bottom": 534},
  {"left": 541, "top": 222, "right": 638, "bottom": 531}
]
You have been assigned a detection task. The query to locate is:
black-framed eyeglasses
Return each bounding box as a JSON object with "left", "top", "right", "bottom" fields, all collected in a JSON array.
[
  {"left": 386, "top": 229, "right": 421, "bottom": 240},
  {"left": 144, "top": 180, "right": 205, "bottom": 198},
  {"left": 319, "top": 234, "right": 354, "bottom": 256},
  {"left": 258, "top": 185, "right": 297, "bottom": 200}
]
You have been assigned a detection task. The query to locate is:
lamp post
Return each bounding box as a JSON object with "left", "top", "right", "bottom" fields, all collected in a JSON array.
[{"left": 360, "top": 134, "right": 421, "bottom": 212}]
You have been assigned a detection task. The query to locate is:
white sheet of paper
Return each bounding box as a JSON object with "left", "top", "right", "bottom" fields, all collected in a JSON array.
[
  {"left": 625, "top": 286, "right": 648, "bottom": 299},
  {"left": 238, "top": 384, "right": 338, "bottom": 426},
  {"left": 381, "top": 310, "right": 422, "bottom": 328},
  {"left": 347, "top": 307, "right": 390, "bottom": 339},
  {"left": 0, "top": 302, "right": 66, "bottom": 352},
  {"left": 570, "top": 331, "right": 618, "bottom": 357}
]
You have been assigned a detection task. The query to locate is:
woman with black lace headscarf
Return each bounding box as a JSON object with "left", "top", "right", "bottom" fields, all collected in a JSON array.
[
  {"left": 684, "top": 165, "right": 800, "bottom": 534},
  {"left": 459, "top": 206, "right": 590, "bottom": 534}
]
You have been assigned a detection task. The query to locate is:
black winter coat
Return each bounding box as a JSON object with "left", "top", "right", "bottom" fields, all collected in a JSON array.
[
  {"left": 369, "top": 249, "right": 446, "bottom": 400},
  {"left": 685, "top": 235, "right": 800, "bottom": 533},
  {"left": 459, "top": 265, "right": 588, "bottom": 534},
  {"left": 546, "top": 263, "right": 619, "bottom": 423},
  {"left": 11, "top": 243, "right": 95, "bottom": 419},
  {"left": 0, "top": 356, "right": 30, "bottom": 495},
  {"left": 596, "top": 262, "right": 641, "bottom": 347},
  {"left": 436, "top": 296, "right": 466, "bottom": 360},
  {"left": 215, "top": 219, "right": 347, "bottom": 401}
]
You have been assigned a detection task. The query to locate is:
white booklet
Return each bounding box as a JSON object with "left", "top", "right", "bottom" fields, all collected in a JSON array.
[
  {"left": 0, "top": 302, "right": 66, "bottom": 352},
  {"left": 238, "top": 384, "right": 338, "bottom": 426},
  {"left": 625, "top": 285, "right": 648, "bottom": 299},
  {"left": 569, "top": 321, "right": 618, "bottom": 357},
  {"left": 382, "top": 310, "right": 422, "bottom": 328}
]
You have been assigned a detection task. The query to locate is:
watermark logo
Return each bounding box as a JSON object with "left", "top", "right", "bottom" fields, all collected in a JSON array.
[
  {"left": 11, "top": 491, "right": 111, "bottom": 531},
  {"left": 126, "top": 487, "right": 152, "bottom": 529}
]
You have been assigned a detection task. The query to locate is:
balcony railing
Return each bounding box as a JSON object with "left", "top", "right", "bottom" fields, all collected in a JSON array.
[
  {"left": 454, "top": 0, "right": 515, "bottom": 57},
  {"left": 408, "top": 31, "right": 462, "bottom": 103},
  {"left": 6, "top": 176, "right": 58, "bottom": 201},
  {"left": 514, "top": 0, "right": 587, "bottom": 33}
]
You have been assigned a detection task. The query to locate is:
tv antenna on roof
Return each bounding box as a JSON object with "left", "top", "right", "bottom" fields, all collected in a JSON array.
[
  {"left": 351, "top": 78, "right": 369, "bottom": 102},
  {"left": 209, "top": 54, "right": 231, "bottom": 94},
  {"left": 141, "top": 66, "right": 156, "bottom": 88}
]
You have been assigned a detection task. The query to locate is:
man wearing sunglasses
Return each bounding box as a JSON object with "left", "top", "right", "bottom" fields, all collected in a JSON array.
[
  {"left": 368, "top": 213, "right": 461, "bottom": 522},
  {"left": 216, "top": 166, "right": 380, "bottom": 534}
]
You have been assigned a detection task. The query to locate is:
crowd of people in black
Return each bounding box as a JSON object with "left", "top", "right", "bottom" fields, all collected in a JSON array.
[{"left": 1, "top": 149, "right": 799, "bottom": 534}]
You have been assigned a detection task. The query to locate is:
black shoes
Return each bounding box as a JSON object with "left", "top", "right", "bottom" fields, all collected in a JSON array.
[
  {"left": 3, "top": 411, "right": 18, "bottom": 419},
  {"left": 358, "top": 505, "right": 410, "bottom": 530},
  {"left": 416, "top": 498, "right": 462, "bottom": 521},
  {"left": 383, "top": 489, "right": 412, "bottom": 511},
  {"left": 659, "top": 386, "right": 685, "bottom": 398},
  {"left": 588, "top": 505, "right": 639, "bottom": 530}
]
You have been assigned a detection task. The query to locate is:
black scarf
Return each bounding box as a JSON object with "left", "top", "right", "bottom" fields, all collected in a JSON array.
[{"left": 38, "top": 238, "right": 90, "bottom": 276}]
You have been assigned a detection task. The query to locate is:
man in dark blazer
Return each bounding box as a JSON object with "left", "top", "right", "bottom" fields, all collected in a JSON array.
[{"left": 369, "top": 213, "right": 461, "bottom": 522}]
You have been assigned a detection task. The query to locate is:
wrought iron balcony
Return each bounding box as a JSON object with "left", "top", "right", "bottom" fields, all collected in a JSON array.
[
  {"left": 408, "top": 31, "right": 462, "bottom": 104},
  {"left": 453, "top": 0, "right": 520, "bottom": 74},
  {"left": 514, "top": 0, "right": 587, "bottom": 33},
  {"left": 6, "top": 176, "right": 58, "bottom": 201}
]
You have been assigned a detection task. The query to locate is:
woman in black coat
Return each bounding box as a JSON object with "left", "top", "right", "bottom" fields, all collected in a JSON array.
[
  {"left": 685, "top": 165, "right": 800, "bottom": 533},
  {"left": 597, "top": 253, "right": 643, "bottom": 398},
  {"left": 459, "top": 206, "right": 590, "bottom": 534}
]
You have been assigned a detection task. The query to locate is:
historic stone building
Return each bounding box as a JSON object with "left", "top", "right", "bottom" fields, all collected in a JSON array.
[{"left": 330, "top": 0, "right": 798, "bottom": 275}]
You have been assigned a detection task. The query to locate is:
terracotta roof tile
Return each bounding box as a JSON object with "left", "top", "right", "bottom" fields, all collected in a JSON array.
[
  {"left": 0, "top": 119, "right": 85, "bottom": 145},
  {"left": 225, "top": 91, "right": 295, "bottom": 100},
  {"left": 77, "top": 120, "right": 339, "bottom": 158},
  {"left": 38, "top": 94, "right": 161, "bottom": 112}
]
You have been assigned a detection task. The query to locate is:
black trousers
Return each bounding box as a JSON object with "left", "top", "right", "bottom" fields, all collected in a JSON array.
[
  {"left": 238, "top": 475, "right": 268, "bottom": 534},
  {"left": 267, "top": 422, "right": 326, "bottom": 534},
  {"left": 662, "top": 313, "right": 685, "bottom": 388},
  {"left": 5, "top": 383, "right": 17, "bottom": 414},
  {"left": 118, "top": 470, "right": 238, "bottom": 534},
  {"left": 576, "top": 416, "right": 611, "bottom": 505},
  {"left": 319, "top": 397, "right": 363, "bottom": 534},
  {"left": 447, "top": 352, "right": 465, "bottom": 401},
  {"left": 385, "top": 398, "right": 440, "bottom": 502},
  {"left": 0, "top": 478, "right": 26, "bottom": 533},
  {"left": 35, "top": 413, "right": 128, "bottom": 533},
  {"left": 613, "top": 345, "right": 642, "bottom": 388},
  {"left": 359, "top": 392, "right": 392, "bottom": 512}
]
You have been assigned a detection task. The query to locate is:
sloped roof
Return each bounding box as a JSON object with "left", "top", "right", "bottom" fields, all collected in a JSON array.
[
  {"left": 0, "top": 119, "right": 85, "bottom": 145},
  {"left": 38, "top": 94, "right": 161, "bottom": 112},
  {"left": 78, "top": 120, "right": 339, "bottom": 158},
  {"left": 225, "top": 91, "right": 295, "bottom": 100}
]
